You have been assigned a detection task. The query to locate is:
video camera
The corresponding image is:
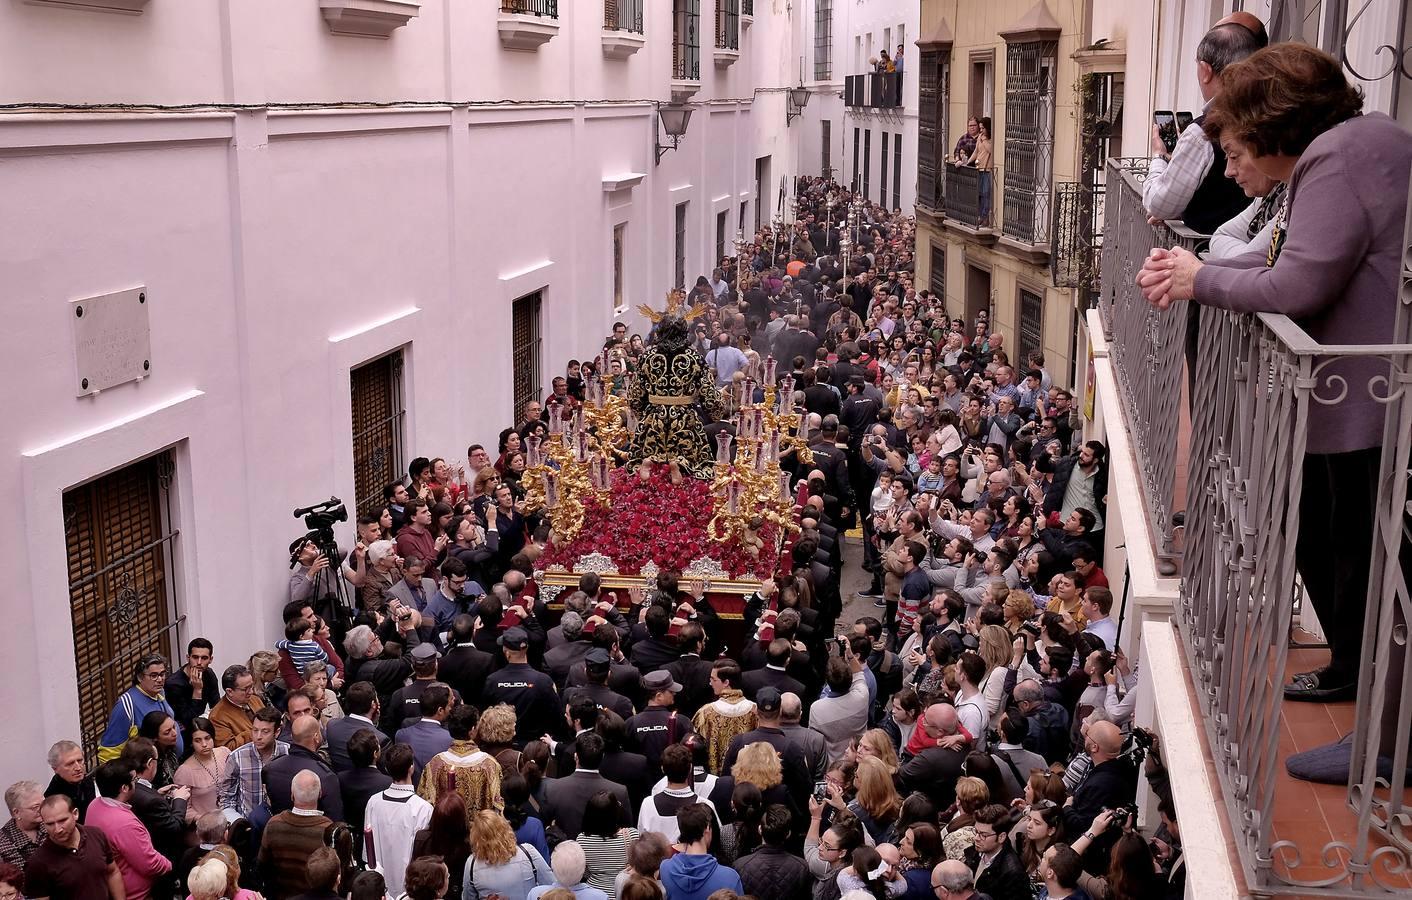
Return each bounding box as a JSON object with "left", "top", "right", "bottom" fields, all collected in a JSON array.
[
  {"left": 291, "top": 497, "right": 352, "bottom": 628},
  {"left": 294, "top": 497, "right": 347, "bottom": 535}
]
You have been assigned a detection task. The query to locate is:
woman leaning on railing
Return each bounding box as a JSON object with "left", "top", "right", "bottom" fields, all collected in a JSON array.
[{"left": 1136, "top": 43, "right": 1412, "bottom": 774}]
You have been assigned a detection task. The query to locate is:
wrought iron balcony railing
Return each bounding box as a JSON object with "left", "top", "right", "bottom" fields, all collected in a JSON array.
[
  {"left": 943, "top": 163, "right": 994, "bottom": 230},
  {"left": 501, "top": 0, "right": 557, "bottom": 16},
  {"left": 1051, "top": 181, "right": 1103, "bottom": 296},
  {"left": 1099, "top": 155, "right": 1412, "bottom": 895},
  {"left": 715, "top": 0, "right": 739, "bottom": 50},
  {"left": 604, "top": 0, "right": 643, "bottom": 32},
  {"left": 672, "top": 2, "right": 700, "bottom": 80}
]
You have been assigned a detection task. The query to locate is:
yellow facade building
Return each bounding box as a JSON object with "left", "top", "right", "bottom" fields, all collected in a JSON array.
[{"left": 914, "top": 0, "right": 1126, "bottom": 384}]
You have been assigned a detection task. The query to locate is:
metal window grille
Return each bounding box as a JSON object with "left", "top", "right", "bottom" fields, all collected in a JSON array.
[
  {"left": 863, "top": 129, "right": 871, "bottom": 201},
  {"left": 613, "top": 224, "right": 625, "bottom": 311},
  {"left": 813, "top": 0, "right": 833, "bottom": 80},
  {"left": 512, "top": 294, "right": 542, "bottom": 421},
  {"left": 1001, "top": 40, "right": 1057, "bottom": 244},
  {"left": 742, "top": 0, "right": 753, "bottom": 16},
  {"left": 716, "top": 210, "right": 727, "bottom": 264},
  {"left": 673, "top": 0, "right": 700, "bottom": 79},
  {"left": 880, "top": 132, "right": 890, "bottom": 207},
  {"left": 351, "top": 351, "right": 407, "bottom": 518},
  {"left": 501, "top": 0, "right": 558, "bottom": 16},
  {"left": 65, "top": 450, "right": 181, "bottom": 762},
  {"left": 929, "top": 243, "right": 945, "bottom": 299},
  {"left": 604, "top": 0, "right": 643, "bottom": 33},
  {"left": 852, "top": 127, "right": 860, "bottom": 192},
  {"left": 716, "top": 0, "right": 738, "bottom": 50},
  {"left": 821, "top": 119, "right": 832, "bottom": 178},
  {"left": 892, "top": 131, "right": 902, "bottom": 209},
  {"left": 1018, "top": 288, "right": 1043, "bottom": 362},
  {"left": 917, "top": 51, "right": 947, "bottom": 211},
  {"left": 1051, "top": 181, "right": 1105, "bottom": 298},
  {"left": 675, "top": 202, "right": 688, "bottom": 289}
]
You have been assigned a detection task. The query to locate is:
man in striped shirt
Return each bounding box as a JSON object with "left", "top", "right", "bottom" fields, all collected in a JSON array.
[{"left": 217, "top": 707, "right": 287, "bottom": 823}]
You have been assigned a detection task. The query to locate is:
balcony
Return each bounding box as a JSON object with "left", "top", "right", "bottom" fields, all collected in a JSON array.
[
  {"left": 1093, "top": 158, "right": 1412, "bottom": 897},
  {"left": 498, "top": 0, "right": 558, "bottom": 50},
  {"left": 602, "top": 0, "right": 644, "bottom": 59},
  {"left": 713, "top": 0, "right": 739, "bottom": 67},
  {"left": 941, "top": 163, "right": 995, "bottom": 234},
  {"left": 1050, "top": 181, "right": 1103, "bottom": 297},
  {"left": 672, "top": 1, "right": 701, "bottom": 93},
  {"left": 843, "top": 72, "right": 903, "bottom": 110}
]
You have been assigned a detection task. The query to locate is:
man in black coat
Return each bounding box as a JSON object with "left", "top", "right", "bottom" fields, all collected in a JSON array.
[
  {"left": 735, "top": 804, "right": 813, "bottom": 900},
  {"left": 338, "top": 729, "right": 392, "bottom": 860},
  {"left": 720, "top": 689, "right": 810, "bottom": 803},
  {"left": 120, "top": 741, "right": 190, "bottom": 866},
  {"left": 263, "top": 716, "right": 344, "bottom": 823},
  {"left": 665, "top": 624, "right": 715, "bottom": 718},
  {"left": 541, "top": 733, "right": 630, "bottom": 839},
  {"left": 628, "top": 606, "right": 681, "bottom": 671},
  {"left": 565, "top": 648, "right": 636, "bottom": 721},
  {"left": 961, "top": 805, "right": 1031, "bottom": 900},
  {"left": 325, "top": 682, "right": 390, "bottom": 773},
  {"left": 437, "top": 614, "right": 496, "bottom": 705},
  {"left": 1034, "top": 440, "right": 1108, "bottom": 530},
  {"left": 741, "top": 640, "right": 807, "bottom": 702},
  {"left": 596, "top": 713, "right": 652, "bottom": 811},
  {"left": 568, "top": 624, "right": 643, "bottom": 710},
  {"left": 896, "top": 705, "right": 968, "bottom": 810},
  {"left": 1060, "top": 721, "right": 1138, "bottom": 845}
]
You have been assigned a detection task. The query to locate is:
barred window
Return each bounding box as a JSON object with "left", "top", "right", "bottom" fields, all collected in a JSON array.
[{"left": 813, "top": 0, "right": 833, "bottom": 81}]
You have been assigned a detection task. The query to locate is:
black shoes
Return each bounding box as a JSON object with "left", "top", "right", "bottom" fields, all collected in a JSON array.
[{"left": 1284, "top": 667, "right": 1356, "bottom": 702}]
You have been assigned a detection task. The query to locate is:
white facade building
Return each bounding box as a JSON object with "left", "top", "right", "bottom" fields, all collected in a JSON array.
[
  {"left": 794, "top": 0, "right": 918, "bottom": 211},
  {"left": 0, "top": 0, "right": 805, "bottom": 785}
]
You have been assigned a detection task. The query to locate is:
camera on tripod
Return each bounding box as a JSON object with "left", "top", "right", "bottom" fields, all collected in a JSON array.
[
  {"left": 290, "top": 497, "right": 352, "bottom": 629},
  {"left": 294, "top": 497, "right": 347, "bottom": 534}
]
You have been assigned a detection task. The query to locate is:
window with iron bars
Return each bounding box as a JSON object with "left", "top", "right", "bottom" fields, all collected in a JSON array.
[
  {"left": 351, "top": 350, "right": 406, "bottom": 519},
  {"left": 65, "top": 450, "right": 180, "bottom": 762},
  {"left": 916, "top": 51, "right": 949, "bottom": 212},
  {"left": 674, "top": 0, "right": 701, "bottom": 79},
  {"left": 512, "top": 294, "right": 542, "bottom": 419},
  {"left": 604, "top": 0, "right": 643, "bottom": 33},
  {"left": 716, "top": 0, "right": 739, "bottom": 50},
  {"left": 814, "top": 0, "right": 833, "bottom": 81},
  {"left": 1001, "top": 40, "right": 1057, "bottom": 244},
  {"left": 929, "top": 242, "right": 946, "bottom": 300},
  {"left": 822, "top": 119, "right": 833, "bottom": 178}
]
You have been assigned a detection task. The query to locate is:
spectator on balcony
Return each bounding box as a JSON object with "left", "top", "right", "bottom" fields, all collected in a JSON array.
[
  {"left": 894, "top": 45, "right": 905, "bottom": 75},
  {"left": 1138, "top": 43, "right": 1412, "bottom": 718},
  {"left": 877, "top": 50, "right": 894, "bottom": 74},
  {"left": 952, "top": 118, "right": 980, "bottom": 166},
  {"left": 962, "top": 119, "right": 994, "bottom": 228},
  {"left": 1141, "top": 21, "right": 1263, "bottom": 234},
  {"left": 1206, "top": 140, "right": 1287, "bottom": 261}
]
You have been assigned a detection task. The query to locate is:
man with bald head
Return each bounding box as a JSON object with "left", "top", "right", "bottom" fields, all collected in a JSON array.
[
  {"left": 262, "top": 715, "right": 344, "bottom": 824},
  {"left": 259, "top": 770, "right": 333, "bottom": 900},
  {"left": 1061, "top": 719, "right": 1137, "bottom": 841},
  {"left": 898, "top": 704, "right": 968, "bottom": 809},
  {"left": 931, "top": 859, "right": 982, "bottom": 900}
]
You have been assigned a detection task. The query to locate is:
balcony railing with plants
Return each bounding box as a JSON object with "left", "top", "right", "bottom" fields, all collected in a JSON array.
[
  {"left": 844, "top": 73, "right": 903, "bottom": 109},
  {"left": 1099, "top": 155, "right": 1412, "bottom": 895},
  {"left": 501, "top": 0, "right": 557, "bottom": 15},
  {"left": 604, "top": 0, "right": 643, "bottom": 32},
  {"left": 1051, "top": 181, "right": 1104, "bottom": 297}
]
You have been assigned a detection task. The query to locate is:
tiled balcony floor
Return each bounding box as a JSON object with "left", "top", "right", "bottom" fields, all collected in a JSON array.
[{"left": 1262, "top": 638, "right": 1410, "bottom": 893}]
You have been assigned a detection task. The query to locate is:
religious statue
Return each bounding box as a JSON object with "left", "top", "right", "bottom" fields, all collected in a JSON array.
[{"left": 627, "top": 292, "right": 727, "bottom": 480}]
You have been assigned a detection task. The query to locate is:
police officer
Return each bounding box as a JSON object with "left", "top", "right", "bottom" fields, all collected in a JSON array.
[
  {"left": 625, "top": 670, "right": 693, "bottom": 776},
  {"left": 482, "top": 627, "right": 560, "bottom": 746},
  {"left": 563, "top": 648, "right": 635, "bottom": 721}
]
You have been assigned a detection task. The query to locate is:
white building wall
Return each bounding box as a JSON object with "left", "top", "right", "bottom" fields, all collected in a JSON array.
[
  {"left": 0, "top": 0, "right": 800, "bottom": 786},
  {"left": 840, "top": 0, "right": 920, "bottom": 211},
  {"left": 796, "top": 0, "right": 849, "bottom": 183}
]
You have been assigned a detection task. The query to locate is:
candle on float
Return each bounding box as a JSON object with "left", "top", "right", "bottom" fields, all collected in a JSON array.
[
  {"left": 764, "top": 356, "right": 778, "bottom": 384},
  {"left": 526, "top": 436, "right": 541, "bottom": 468},
  {"left": 753, "top": 445, "right": 767, "bottom": 473},
  {"left": 597, "top": 455, "right": 610, "bottom": 488},
  {"left": 727, "top": 480, "right": 741, "bottom": 514},
  {"left": 753, "top": 408, "right": 765, "bottom": 440},
  {"left": 744, "top": 378, "right": 757, "bottom": 405},
  {"left": 768, "top": 429, "right": 781, "bottom": 462},
  {"left": 716, "top": 430, "right": 734, "bottom": 465},
  {"left": 778, "top": 471, "right": 793, "bottom": 501},
  {"left": 576, "top": 429, "right": 589, "bottom": 462},
  {"left": 544, "top": 472, "right": 560, "bottom": 508},
  {"left": 548, "top": 403, "right": 563, "bottom": 434}
]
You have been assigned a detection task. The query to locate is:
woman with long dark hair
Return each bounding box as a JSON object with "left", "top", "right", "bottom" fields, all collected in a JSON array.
[
  {"left": 138, "top": 710, "right": 180, "bottom": 790},
  {"left": 413, "top": 793, "right": 473, "bottom": 900},
  {"left": 577, "top": 791, "right": 639, "bottom": 891}
]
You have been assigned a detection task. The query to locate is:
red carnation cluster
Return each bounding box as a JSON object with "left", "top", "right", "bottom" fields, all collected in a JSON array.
[{"left": 540, "top": 464, "right": 784, "bottom": 580}]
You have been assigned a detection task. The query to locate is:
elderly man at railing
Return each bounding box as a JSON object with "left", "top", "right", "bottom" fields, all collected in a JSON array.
[{"left": 1138, "top": 44, "right": 1412, "bottom": 778}]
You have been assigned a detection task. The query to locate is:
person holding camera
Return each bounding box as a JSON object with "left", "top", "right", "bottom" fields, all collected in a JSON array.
[{"left": 1059, "top": 721, "right": 1137, "bottom": 863}]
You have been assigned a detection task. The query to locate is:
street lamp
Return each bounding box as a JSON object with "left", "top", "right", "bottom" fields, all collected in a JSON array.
[
  {"left": 654, "top": 103, "right": 693, "bottom": 165},
  {"left": 785, "top": 85, "right": 811, "bottom": 125}
]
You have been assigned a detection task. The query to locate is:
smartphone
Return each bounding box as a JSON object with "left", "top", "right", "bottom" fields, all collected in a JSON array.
[
  {"left": 1175, "top": 110, "right": 1194, "bottom": 132},
  {"left": 813, "top": 781, "right": 829, "bottom": 802},
  {"left": 1153, "top": 110, "right": 1178, "bottom": 154},
  {"left": 834, "top": 635, "right": 849, "bottom": 656}
]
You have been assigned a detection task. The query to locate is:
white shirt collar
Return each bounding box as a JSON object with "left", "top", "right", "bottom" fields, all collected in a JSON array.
[{"left": 291, "top": 807, "right": 324, "bottom": 817}]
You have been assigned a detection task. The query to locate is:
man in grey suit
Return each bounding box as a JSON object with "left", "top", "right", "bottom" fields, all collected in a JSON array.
[
  {"left": 543, "top": 612, "right": 592, "bottom": 690},
  {"left": 541, "top": 732, "right": 630, "bottom": 839},
  {"left": 778, "top": 692, "right": 826, "bottom": 785},
  {"left": 325, "top": 682, "right": 389, "bottom": 773}
]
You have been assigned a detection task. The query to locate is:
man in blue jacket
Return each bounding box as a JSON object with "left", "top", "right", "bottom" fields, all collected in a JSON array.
[{"left": 659, "top": 804, "right": 743, "bottom": 900}]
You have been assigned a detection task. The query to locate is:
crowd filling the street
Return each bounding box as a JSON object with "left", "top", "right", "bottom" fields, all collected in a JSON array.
[{"left": 7, "top": 11, "right": 1412, "bottom": 900}]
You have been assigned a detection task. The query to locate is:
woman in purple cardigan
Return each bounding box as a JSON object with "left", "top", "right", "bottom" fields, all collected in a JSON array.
[{"left": 1138, "top": 42, "right": 1412, "bottom": 776}]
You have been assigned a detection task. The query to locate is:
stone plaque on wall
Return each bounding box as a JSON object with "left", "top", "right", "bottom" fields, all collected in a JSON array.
[{"left": 71, "top": 286, "right": 151, "bottom": 397}]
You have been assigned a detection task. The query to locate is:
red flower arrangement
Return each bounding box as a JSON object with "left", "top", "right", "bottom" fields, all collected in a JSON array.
[{"left": 540, "top": 463, "right": 786, "bottom": 580}]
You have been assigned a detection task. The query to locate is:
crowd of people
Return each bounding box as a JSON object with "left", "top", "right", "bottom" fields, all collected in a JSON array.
[{"left": 1, "top": 172, "right": 1181, "bottom": 900}]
